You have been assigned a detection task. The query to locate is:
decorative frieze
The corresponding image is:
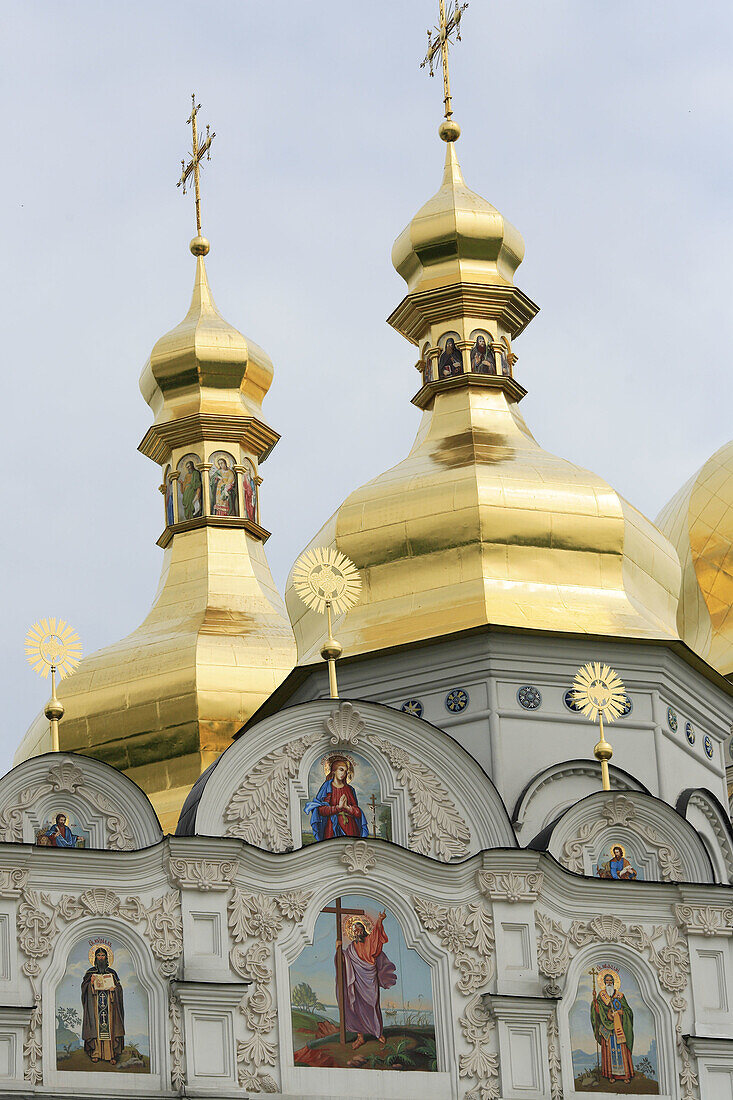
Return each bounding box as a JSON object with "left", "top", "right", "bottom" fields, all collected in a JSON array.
[
  {"left": 478, "top": 869, "right": 543, "bottom": 902},
  {"left": 675, "top": 903, "right": 733, "bottom": 937},
  {"left": 169, "top": 857, "right": 237, "bottom": 891}
]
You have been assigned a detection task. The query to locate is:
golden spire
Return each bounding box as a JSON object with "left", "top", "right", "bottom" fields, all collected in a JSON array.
[
  {"left": 571, "top": 663, "right": 627, "bottom": 792},
  {"left": 292, "top": 549, "right": 361, "bottom": 699},
  {"left": 177, "top": 93, "right": 216, "bottom": 256},
  {"left": 25, "top": 619, "right": 82, "bottom": 753},
  {"left": 421, "top": 0, "right": 469, "bottom": 141}
]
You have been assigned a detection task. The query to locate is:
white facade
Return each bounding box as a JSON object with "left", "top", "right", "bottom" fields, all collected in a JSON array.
[{"left": 0, "top": 652, "right": 731, "bottom": 1098}]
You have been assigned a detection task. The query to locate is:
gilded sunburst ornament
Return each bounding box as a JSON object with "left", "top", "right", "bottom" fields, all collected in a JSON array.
[
  {"left": 292, "top": 547, "right": 361, "bottom": 616},
  {"left": 571, "top": 662, "right": 626, "bottom": 724},
  {"left": 25, "top": 618, "right": 82, "bottom": 680}
]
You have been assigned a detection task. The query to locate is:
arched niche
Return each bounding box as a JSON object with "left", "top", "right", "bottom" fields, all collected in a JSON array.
[
  {"left": 42, "top": 915, "right": 168, "bottom": 1092},
  {"left": 512, "top": 759, "right": 647, "bottom": 841},
  {"left": 0, "top": 754, "right": 162, "bottom": 850},
  {"left": 540, "top": 791, "right": 715, "bottom": 884},
  {"left": 558, "top": 941, "right": 677, "bottom": 1097},
  {"left": 677, "top": 787, "right": 733, "bottom": 884},
  {"left": 274, "top": 870, "right": 456, "bottom": 1097},
  {"left": 184, "top": 699, "right": 516, "bottom": 860}
]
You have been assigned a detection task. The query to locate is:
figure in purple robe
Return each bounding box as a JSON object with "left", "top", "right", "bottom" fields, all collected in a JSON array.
[{"left": 338, "top": 912, "right": 397, "bottom": 1049}]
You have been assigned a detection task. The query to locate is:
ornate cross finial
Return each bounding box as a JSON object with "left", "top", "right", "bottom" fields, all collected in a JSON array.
[
  {"left": 420, "top": 1, "right": 469, "bottom": 124},
  {"left": 177, "top": 93, "right": 215, "bottom": 240}
]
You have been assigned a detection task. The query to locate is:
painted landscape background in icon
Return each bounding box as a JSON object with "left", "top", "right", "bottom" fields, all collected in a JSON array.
[{"left": 291, "top": 894, "right": 436, "bottom": 1072}]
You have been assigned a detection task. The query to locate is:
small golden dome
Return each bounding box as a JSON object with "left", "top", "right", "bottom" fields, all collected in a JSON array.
[
  {"left": 392, "top": 142, "right": 525, "bottom": 297},
  {"left": 656, "top": 440, "right": 733, "bottom": 676},
  {"left": 139, "top": 254, "right": 275, "bottom": 432}
]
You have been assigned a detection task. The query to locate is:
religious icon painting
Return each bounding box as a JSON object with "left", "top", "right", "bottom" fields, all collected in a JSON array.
[
  {"left": 241, "top": 459, "right": 258, "bottom": 523},
  {"left": 301, "top": 752, "right": 392, "bottom": 846},
  {"left": 163, "top": 465, "right": 174, "bottom": 526},
  {"left": 290, "top": 895, "right": 437, "bottom": 1072},
  {"left": 177, "top": 453, "right": 203, "bottom": 520},
  {"left": 436, "top": 331, "right": 464, "bottom": 378},
  {"left": 468, "top": 329, "right": 496, "bottom": 375},
  {"left": 208, "top": 450, "right": 239, "bottom": 517},
  {"left": 570, "top": 963, "right": 659, "bottom": 1093},
  {"left": 55, "top": 938, "right": 150, "bottom": 1073},
  {"left": 595, "top": 842, "right": 643, "bottom": 881},
  {"left": 35, "top": 812, "right": 89, "bottom": 849}
]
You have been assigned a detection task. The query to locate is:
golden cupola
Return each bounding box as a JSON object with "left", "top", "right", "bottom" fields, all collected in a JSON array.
[
  {"left": 285, "top": 123, "right": 682, "bottom": 665},
  {"left": 656, "top": 440, "right": 733, "bottom": 677},
  {"left": 16, "top": 109, "right": 297, "bottom": 830}
]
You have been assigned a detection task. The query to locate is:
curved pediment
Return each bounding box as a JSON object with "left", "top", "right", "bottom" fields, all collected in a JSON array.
[
  {"left": 0, "top": 753, "right": 162, "bottom": 850},
  {"left": 535, "top": 790, "right": 715, "bottom": 884},
  {"left": 677, "top": 787, "right": 733, "bottom": 884},
  {"left": 512, "top": 759, "right": 648, "bottom": 841},
  {"left": 180, "top": 699, "right": 516, "bottom": 859}
]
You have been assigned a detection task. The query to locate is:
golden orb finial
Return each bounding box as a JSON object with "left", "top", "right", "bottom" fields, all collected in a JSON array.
[
  {"left": 25, "top": 619, "right": 82, "bottom": 753},
  {"left": 292, "top": 548, "right": 361, "bottom": 699},
  {"left": 190, "top": 235, "right": 210, "bottom": 256},
  {"left": 571, "top": 662, "right": 627, "bottom": 791},
  {"left": 439, "top": 118, "right": 461, "bottom": 143}
]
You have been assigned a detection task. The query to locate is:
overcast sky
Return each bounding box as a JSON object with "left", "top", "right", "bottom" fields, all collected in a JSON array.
[{"left": 1, "top": 1, "right": 731, "bottom": 772}]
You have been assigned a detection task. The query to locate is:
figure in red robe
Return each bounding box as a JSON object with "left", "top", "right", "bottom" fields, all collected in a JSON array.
[{"left": 339, "top": 913, "right": 397, "bottom": 1049}]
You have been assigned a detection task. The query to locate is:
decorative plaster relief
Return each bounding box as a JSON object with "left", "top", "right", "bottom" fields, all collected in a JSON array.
[
  {"left": 169, "top": 857, "right": 237, "bottom": 891},
  {"left": 228, "top": 889, "right": 311, "bottom": 1093},
  {"left": 224, "top": 733, "right": 320, "bottom": 851},
  {"left": 675, "top": 904, "right": 733, "bottom": 937},
  {"left": 16, "top": 883, "right": 183, "bottom": 1084},
  {"left": 325, "top": 701, "right": 365, "bottom": 746},
  {"left": 413, "top": 894, "right": 498, "bottom": 1098},
  {"left": 370, "top": 734, "right": 470, "bottom": 860},
  {"left": 340, "top": 840, "right": 377, "bottom": 874},
  {"left": 0, "top": 761, "right": 135, "bottom": 850},
  {"left": 478, "top": 870, "right": 544, "bottom": 903},
  {"left": 559, "top": 794, "right": 684, "bottom": 881},
  {"left": 535, "top": 909, "right": 698, "bottom": 1100}
]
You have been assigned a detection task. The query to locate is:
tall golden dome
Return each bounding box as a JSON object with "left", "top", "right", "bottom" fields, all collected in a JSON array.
[
  {"left": 656, "top": 440, "right": 733, "bottom": 677},
  {"left": 16, "top": 240, "right": 296, "bottom": 832},
  {"left": 285, "top": 131, "right": 681, "bottom": 663}
]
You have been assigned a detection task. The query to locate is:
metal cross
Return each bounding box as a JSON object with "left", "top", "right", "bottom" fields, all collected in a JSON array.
[
  {"left": 420, "top": 0, "right": 469, "bottom": 121},
  {"left": 177, "top": 93, "right": 215, "bottom": 236}
]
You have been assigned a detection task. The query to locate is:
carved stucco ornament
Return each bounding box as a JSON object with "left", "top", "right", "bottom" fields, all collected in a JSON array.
[
  {"left": 0, "top": 761, "right": 135, "bottom": 850},
  {"left": 228, "top": 889, "right": 312, "bottom": 1093},
  {"left": 325, "top": 701, "right": 365, "bottom": 746},
  {"left": 413, "top": 894, "right": 499, "bottom": 1099},
  {"left": 560, "top": 793, "right": 683, "bottom": 881},
  {"left": 478, "top": 869, "right": 543, "bottom": 902},
  {"left": 340, "top": 840, "right": 377, "bottom": 874},
  {"left": 535, "top": 909, "right": 698, "bottom": 1100},
  {"left": 675, "top": 903, "right": 733, "bottom": 937},
  {"left": 370, "top": 733, "right": 470, "bottom": 860},
  {"left": 224, "top": 732, "right": 320, "bottom": 851},
  {"left": 169, "top": 857, "right": 237, "bottom": 891},
  {"left": 16, "top": 882, "right": 183, "bottom": 1084},
  {"left": 225, "top": 726, "right": 471, "bottom": 861}
]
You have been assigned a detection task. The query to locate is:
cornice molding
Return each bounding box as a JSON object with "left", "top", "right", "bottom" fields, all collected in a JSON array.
[
  {"left": 387, "top": 280, "right": 540, "bottom": 343},
  {"left": 138, "top": 413, "right": 280, "bottom": 465}
]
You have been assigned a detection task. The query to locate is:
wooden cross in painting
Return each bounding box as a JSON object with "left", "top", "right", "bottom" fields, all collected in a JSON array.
[
  {"left": 322, "top": 897, "right": 366, "bottom": 1045},
  {"left": 368, "top": 793, "right": 378, "bottom": 837}
]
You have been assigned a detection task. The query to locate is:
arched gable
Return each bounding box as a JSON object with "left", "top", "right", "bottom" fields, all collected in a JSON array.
[
  {"left": 186, "top": 698, "right": 516, "bottom": 858},
  {"left": 511, "top": 759, "right": 648, "bottom": 841},
  {"left": 538, "top": 790, "right": 715, "bottom": 884},
  {"left": 0, "top": 754, "right": 162, "bottom": 850},
  {"left": 677, "top": 787, "right": 733, "bottom": 884}
]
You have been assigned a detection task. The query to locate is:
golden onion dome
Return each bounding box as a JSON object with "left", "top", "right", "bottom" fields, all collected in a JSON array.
[
  {"left": 285, "top": 138, "right": 682, "bottom": 664},
  {"left": 139, "top": 252, "right": 276, "bottom": 440},
  {"left": 392, "top": 141, "right": 525, "bottom": 296},
  {"left": 16, "top": 247, "right": 296, "bottom": 832},
  {"left": 656, "top": 439, "right": 733, "bottom": 676}
]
